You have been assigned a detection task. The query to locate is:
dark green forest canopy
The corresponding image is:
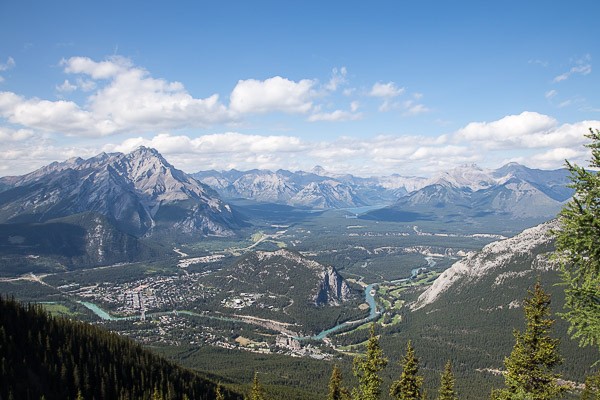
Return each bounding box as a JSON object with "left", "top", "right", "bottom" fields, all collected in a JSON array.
[{"left": 0, "top": 296, "right": 242, "bottom": 400}]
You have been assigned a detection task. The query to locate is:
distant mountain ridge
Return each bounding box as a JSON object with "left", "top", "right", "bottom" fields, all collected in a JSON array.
[{"left": 193, "top": 163, "right": 572, "bottom": 227}]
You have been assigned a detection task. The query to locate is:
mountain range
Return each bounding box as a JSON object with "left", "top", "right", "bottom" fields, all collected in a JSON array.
[
  {"left": 0, "top": 148, "right": 573, "bottom": 270},
  {"left": 193, "top": 163, "right": 572, "bottom": 221}
]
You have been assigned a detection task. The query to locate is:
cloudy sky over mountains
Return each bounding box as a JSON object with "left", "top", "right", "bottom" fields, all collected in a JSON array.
[{"left": 1, "top": 1, "right": 599, "bottom": 177}]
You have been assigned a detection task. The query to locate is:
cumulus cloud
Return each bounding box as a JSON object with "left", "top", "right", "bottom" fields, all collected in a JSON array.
[
  {"left": 1, "top": 56, "right": 234, "bottom": 136},
  {"left": 229, "top": 76, "right": 316, "bottom": 114},
  {"left": 61, "top": 55, "right": 132, "bottom": 79},
  {"left": 369, "top": 81, "right": 404, "bottom": 98},
  {"left": 454, "top": 111, "right": 559, "bottom": 149},
  {"left": 0, "top": 126, "right": 34, "bottom": 141}
]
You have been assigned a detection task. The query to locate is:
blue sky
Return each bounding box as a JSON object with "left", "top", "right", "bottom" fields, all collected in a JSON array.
[{"left": 1, "top": 0, "right": 599, "bottom": 177}]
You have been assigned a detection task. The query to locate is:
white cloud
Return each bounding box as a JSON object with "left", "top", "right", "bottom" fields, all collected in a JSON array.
[
  {"left": 369, "top": 82, "right": 404, "bottom": 98},
  {"left": 1, "top": 56, "right": 234, "bottom": 136},
  {"left": 545, "top": 90, "right": 557, "bottom": 99},
  {"left": 0, "top": 126, "right": 34, "bottom": 141},
  {"left": 3, "top": 115, "right": 600, "bottom": 177},
  {"left": 61, "top": 55, "right": 132, "bottom": 79},
  {"left": 325, "top": 67, "right": 347, "bottom": 91},
  {"left": 0, "top": 56, "right": 15, "bottom": 82},
  {"left": 553, "top": 55, "right": 592, "bottom": 82},
  {"left": 0, "top": 57, "right": 15, "bottom": 72},
  {"left": 56, "top": 79, "right": 77, "bottom": 93},
  {"left": 350, "top": 101, "right": 359, "bottom": 112},
  {"left": 308, "top": 109, "right": 362, "bottom": 122},
  {"left": 229, "top": 76, "right": 316, "bottom": 114},
  {"left": 454, "top": 111, "right": 559, "bottom": 149},
  {"left": 76, "top": 78, "right": 96, "bottom": 91},
  {"left": 402, "top": 100, "right": 429, "bottom": 116}
]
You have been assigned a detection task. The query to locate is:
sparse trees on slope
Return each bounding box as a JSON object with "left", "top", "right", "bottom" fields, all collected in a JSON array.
[
  {"left": 555, "top": 128, "right": 600, "bottom": 350},
  {"left": 352, "top": 324, "right": 388, "bottom": 400},
  {"left": 437, "top": 361, "right": 458, "bottom": 400},
  {"left": 389, "top": 340, "right": 423, "bottom": 400},
  {"left": 491, "top": 282, "right": 565, "bottom": 400},
  {"left": 328, "top": 364, "right": 350, "bottom": 400}
]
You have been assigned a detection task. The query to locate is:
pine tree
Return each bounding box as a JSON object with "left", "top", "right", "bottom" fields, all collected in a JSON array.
[
  {"left": 352, "top": 324, "right": 388, "bottom": 400},
  {"left": 491, "top": 282, "right": 566, "bottom": 400},
  {"left": 328, "top": 364, "right": 350, "bottom": 400},
  {"left": 250, "top": 372, "right": 267, "bottom": 400},
  {"left": 389, "top": 340, "right": 423, "bottom": 400},
  {"left": 437, "top": 361, "right": 457, "bottom": 400},
  {"left": 555, "top": 128, "right": 600, "bottom": 350},
  {"left": 216, "top": 383, "right": 226, "bottom": 400}
]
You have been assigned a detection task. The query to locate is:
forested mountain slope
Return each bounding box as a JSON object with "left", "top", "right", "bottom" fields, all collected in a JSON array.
[{"left": 0, "top": 296, "right": 242, "bottom": 400}]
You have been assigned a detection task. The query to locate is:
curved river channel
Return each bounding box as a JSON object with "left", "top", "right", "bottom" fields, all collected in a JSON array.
[
  {"left": 78, "top": 257, "right": 436, "bottom": 341},
  {"left": 78, "top": 283, "right": 380, "bottom": 340}
]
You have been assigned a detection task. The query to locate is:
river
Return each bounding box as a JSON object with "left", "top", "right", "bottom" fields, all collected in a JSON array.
[
  {"left": 77, "top": 283, "right": 381, "bottom": 341},
  {"left": 77, "top": 258, "right": 435, "bottom": 341}
]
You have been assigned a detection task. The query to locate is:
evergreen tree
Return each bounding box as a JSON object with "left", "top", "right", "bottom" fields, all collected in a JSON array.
[
  {"left": 328, "top": 364, "right": 350, "bottom": 400},
  {"left": 555, "top": 128, "right": 600, "bottom": 350},
  {"left": 352, "top": 324, "right": 388, "bottom": 400},
  {"left": 437, "top": 361, "right": 457, "bottom": 400},
  {"left": 389, "top": 340, "right": 423, "bottom": 400},
  {"left": 250, "top": 372, "right": 267, "bottom": 400},
  {"left": 581, "top": 371, "right": 600, "bottom": 400},
  {"left": 491, "top": 282, "right": 566, "bottom": 400},
  {"left": 216, "top": 383, "right": 226, "bottom": 400}
]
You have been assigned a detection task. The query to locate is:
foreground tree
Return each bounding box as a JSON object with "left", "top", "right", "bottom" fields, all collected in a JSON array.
[
  {"left": 328, "top": 364, "right": 350, "bottom": 400},
  {"left": 491, "top": 282, "right": 565, "bottom": 400},
  {"left": 249, "top": 372, "right": 267, "bottom": 400},
  {"left": 389, "top": 340, "right": 423, "bottom": 400},
  {"left": 352, "top": 324, "right": 388, "bottom": 400},
  {"left": 216, "top": 383, "right": 225, "bottom": 400},
  {"left": 437, "top": 361, "right": 458, "bottom": 400},
  {"left": 555, "top": 128, "right": 600, "bottom": 350}
]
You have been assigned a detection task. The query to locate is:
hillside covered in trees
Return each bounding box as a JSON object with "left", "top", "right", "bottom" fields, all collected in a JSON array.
[{"left": 0, "top": 296, "right": 241, "bottom": 400}]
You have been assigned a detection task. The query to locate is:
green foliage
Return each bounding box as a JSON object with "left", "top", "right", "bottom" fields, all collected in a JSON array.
[
  {"left": 555, "top": 128, "right": 600, "bottom": 350},
  {"left": 437, "top": 361, "right": 458, "bottom": 400},
  {"left": 250, "top": 372, "right": 268, "bottom": 400},
  {"left": 328, "top": 364, "right": 351, "bottom": 400},
  {"left": 352, "top": 324, "right": 388, "bottom": 400},
  {"left": 0, "top": 296, "right": 241, "bottom": 400},
  {"left": 581, "top": 371, "right": 600, "bottom": 400},
  {"left": 217, "top": 383, "right": 226, "bottom": 400},
  {"left": 491, "top": 282, "right": 565, "bottom": 400},
  {"left": 389, "top": 340, "right": 424, "bottom": 400}
]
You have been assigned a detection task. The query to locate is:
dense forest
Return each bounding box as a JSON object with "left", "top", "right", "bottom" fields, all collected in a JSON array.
[{"left": 0, "top": 296, "right": 241, "bottom": 400}]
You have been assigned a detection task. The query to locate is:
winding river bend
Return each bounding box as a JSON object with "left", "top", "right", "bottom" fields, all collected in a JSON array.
[
  {"left": 78, "top": 283, "right": 381, "bottom": 340},
  {"left": 78, "top": 257, "right": 437, "bottom": 340}
]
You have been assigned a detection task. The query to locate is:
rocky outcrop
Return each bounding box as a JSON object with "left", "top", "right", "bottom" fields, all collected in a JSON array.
[
  {"left": 314, "top": 265, "right": 352, "bottom": 306},
  {"left": 412, "top": 219, "right": 559, "bottom": 310}
]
